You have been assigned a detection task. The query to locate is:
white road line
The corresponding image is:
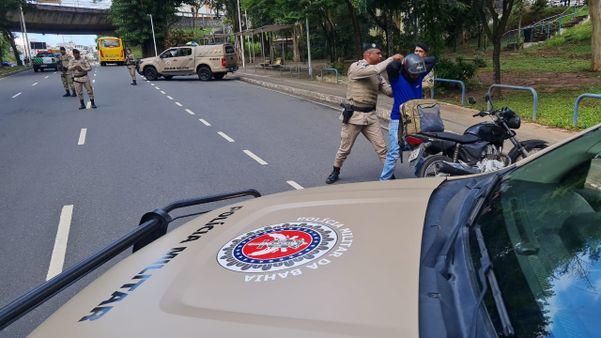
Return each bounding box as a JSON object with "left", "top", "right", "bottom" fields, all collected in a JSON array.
[
  {"left": 217, "top": 131, "right": 235, "bottom": 142},
  {"left": 78, "top": 128, "right": 87, "bottom": 145},
  {"left": 93, "top": 74, "right": 96, "bottom": 77},
  {"left": 185, "top": 109, "right": 195, "bottom": 115},
  {"left": 243, "top": 150, "right": 268, "bottom": 165},
  {"left": 46, "top": 205, "right": 74, "bottom": 281},
  {"left": 32, "top": 82, "right": 38, "bottom": 86},
  {"left": 86, "top": 101, "right": 91, "bottom": 109},
  {"left": 198, "top": 118, "right": 211, "bottom": 126},
  {"left": 286, "top": 180, "right": 304, "bottom": 190},
  {"left": 53, "top": 71, "right": 57, "bottom": 74},
  {"left": 92, "top": 79, "right": 96, "bottom": 84},
  {"left": 155, "top": 86, "right": 160, "bottom": 90},
  {"left": 160, "top": 90, "right": 166, "bottom": 94},
  {"left": 167, "top": 95, "right": 173, "bottom": 100},
  {"left": 175, "top": 101, "right": 182, "bottom": 107},
  {"left": 150, "top": 83, "right": 155, "bottom": 86},
  {"left": 12, "top": 92, "right": 22, "bottom": 98},
  {"left": 44, "top": 75, "right": 49, "bottom": 79}
]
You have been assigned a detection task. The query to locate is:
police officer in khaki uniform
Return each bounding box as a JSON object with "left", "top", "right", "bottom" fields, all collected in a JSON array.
[
  {"left": 125, "top": 48, "right": 137, "bottom": 85},
  {"left": 326, "top": 44, "right": 403, "bottom": 184},
  {"left": 414, "top": 43, "right": 434, "bottom": 98},
  {"left": 68, "top": 49, "right": 97, "bottom": 109},
  {"left": 58, "top": 47, "right": 76, "bottom": 97}
]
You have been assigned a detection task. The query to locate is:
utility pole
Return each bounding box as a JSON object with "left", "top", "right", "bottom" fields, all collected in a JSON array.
[
  {"left": 19, "top": 6, "right": 31, "bottom": 67},
  {"left": 237, "top": 0, "right": 245, "bottom": 68},
  {"left": 147, "top": 14, "right": 158, "bottom": 57},
  {"left": 305, "top": 16, "right": 312, "bottom": 78}
]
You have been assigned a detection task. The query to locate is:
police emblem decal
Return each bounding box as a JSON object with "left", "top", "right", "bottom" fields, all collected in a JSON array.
[{"left": 218, "top": 222, "right": 338, "bottom": 273}]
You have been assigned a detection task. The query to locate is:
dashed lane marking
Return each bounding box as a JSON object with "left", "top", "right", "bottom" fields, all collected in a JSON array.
[
  {"left": 286, "top": 180, "right": 304, "bottom": 190},
  {"left": 12, "top": 92, "right": 22, "bottom": 98},
  {"left": 175, "top": 102, "right": 182, "bottom": 107},
  {"left": 198, "top": 118, "right": 211, "bottom": 126},
  {"left": 155, "top": 86, "right": 160, "bottom": 90},
  {"left": 160, "top": 90, "right": 166, "bottom": 94},
  {"left": 86, "top": 101, "right": 91, "bottom": 109},
  {"left": 243, "top": 150, "right": 268, "bottom": 165},
  {"left": 185, "top": 109, "right": 195, "bottom": 115},
  {"left": 217, "top": 131, "right": 235, "bottom": 143},
  {"left": 167, "top": 95, "right": 173, "bottom": 100},
  {"left": 44, "top": 75, "right": 49, "bottom": 79},
  {"left": 78, "top": 128, "right": 87, "bottom": 145},
  {"left": 32, "top": 82, "right": 38, "bottom": 86},
  {"left": 46, "top": 205, "right": 74, "bottom": 281},
  {"left": 92, "top": 79, "right": 95, "bottom": 84}
]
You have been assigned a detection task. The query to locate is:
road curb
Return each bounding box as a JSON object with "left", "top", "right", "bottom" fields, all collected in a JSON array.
[
  {"left": 0, "top": 67, "right": 31, "bottom": 79},
  {"left": 238, "top": 75, "right": 395, "bottom": 122}
]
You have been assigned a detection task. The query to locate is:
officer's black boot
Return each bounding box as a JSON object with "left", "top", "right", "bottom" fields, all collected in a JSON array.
[
  {"left": 132, "top": 80, "right": 137, "bottom": 85},
  {"left": 78, "top": 100, "right": 86, "bottom": 110},
  {"left": 62, "top": 90, "right": 70, "bottom": 97},
  {"left": 326, "top": 166, "right": 340, "bottom": 184},
  {"left": 71, "top": 90, "right": 76, "bottom": 97},
  {"left": 90, "top": 99, "right": 97, "bottom": 109}
]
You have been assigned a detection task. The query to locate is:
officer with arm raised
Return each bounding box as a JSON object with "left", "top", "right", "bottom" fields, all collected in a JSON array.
[
  {"left": 325, "top": 44, "right": 403, "bottom": 184},
  {"left": 68, "top": 49, "right": 97, "bottom": 109}
]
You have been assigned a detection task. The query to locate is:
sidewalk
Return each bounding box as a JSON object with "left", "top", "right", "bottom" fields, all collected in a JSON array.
[{"left": 236, "top": 69, "right": 576, "bottom": 145}]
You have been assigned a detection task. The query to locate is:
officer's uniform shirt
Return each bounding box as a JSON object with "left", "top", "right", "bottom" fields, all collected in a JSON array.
[
  {"left": 59, "top": 54, "right": 72, "bottom": 72},
  {"left": 345, "top": 57, "right": 394, "bottom": 125},
  {"left": 125, "top": 53, "right": 137, "bottom": 67},
  {"left": 68, "top": 58, "right": 92, "bottom": 82}
]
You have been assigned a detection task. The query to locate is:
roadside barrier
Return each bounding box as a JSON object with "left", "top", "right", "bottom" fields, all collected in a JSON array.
[
  {"left": 573, "top": 93, "right": 601, "bottom": 127},
  {"left": 320, "top": 67, "right": 339, "bottom": 84},
  {"left": 430, "top": 78, "right": 466, "bottom": 105},
  {"left": 487, "top": 84, "right": 539, "bottom": 120}
]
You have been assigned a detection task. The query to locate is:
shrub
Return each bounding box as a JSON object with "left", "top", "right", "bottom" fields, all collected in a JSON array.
[{"left": 435, "top": 57, "right": 477, "bottom": 82}]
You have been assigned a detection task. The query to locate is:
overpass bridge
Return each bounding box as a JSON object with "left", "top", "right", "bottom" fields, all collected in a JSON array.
[{"left": 6, "top": 3, "right": 224, "bottom": 35}]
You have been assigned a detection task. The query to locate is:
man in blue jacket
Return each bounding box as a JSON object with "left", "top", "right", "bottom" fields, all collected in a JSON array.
[{"left": 380, "top": 52, "right": 435, "bottom": 180}]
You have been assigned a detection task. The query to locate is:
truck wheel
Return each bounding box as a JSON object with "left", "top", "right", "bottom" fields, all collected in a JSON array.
[
  {"left": 197, "top": 66, "right": 212, "bottom": 81},
  {"left": 34, "top": 68, "right": 39, "bottom": 72},
  {"left": 213, "top": 73, "right": 226, "bottom": 80},
  {"left": 100, "top": 62, "right": 106, "bottom": 66},
  {"left": 144, "top": 67, "right": 158, "bottom": 81}
]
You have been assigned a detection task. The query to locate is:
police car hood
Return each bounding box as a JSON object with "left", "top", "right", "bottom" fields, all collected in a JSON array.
[{"left": 31, "top": 178, "right": 445, "bottom": 338}]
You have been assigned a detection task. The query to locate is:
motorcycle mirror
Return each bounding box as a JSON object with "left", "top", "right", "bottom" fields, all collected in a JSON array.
[{"left": 467, "top": 96, "right": 477, "bottom": 105}]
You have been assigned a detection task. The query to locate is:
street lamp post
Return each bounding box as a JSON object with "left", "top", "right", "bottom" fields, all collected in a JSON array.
[
  {"left": 236, "top": 0, "right": 245, "bottom": 68},
  {"left": 19, "top": 5, "right": 31, "bottom": 67},
  {"left": 147, "top": 14, "right": 158, "bottom": 57},
  {"left": 305, "top": 16, "right": 312, "bottom": 78}
]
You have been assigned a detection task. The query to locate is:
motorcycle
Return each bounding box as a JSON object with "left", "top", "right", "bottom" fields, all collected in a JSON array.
[{"left": 404, "top": 97, "right": 548, "bottom": 177}]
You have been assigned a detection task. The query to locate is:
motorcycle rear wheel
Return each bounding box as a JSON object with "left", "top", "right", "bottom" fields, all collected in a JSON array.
[
  {"left": 418, "top": 155, "right": 453, "bottom": 177},
  {"left": 509, "top": 143, "right": 548, "bottom": 163}
]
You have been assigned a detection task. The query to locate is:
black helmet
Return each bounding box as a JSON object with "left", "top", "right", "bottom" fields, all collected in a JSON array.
[{"left": 403, "top": 53, "right": 427, "bottom": 75}]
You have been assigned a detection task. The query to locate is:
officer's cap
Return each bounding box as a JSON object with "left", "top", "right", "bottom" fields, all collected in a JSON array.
[
  {"left": 72, "top": 48, "right": 80, "bottom": 54},
  {"left": 59, "top": 46, "right": 66, "bottom": 51},
  {"left": 363, "top": 43, "right": 382, "bottom": 52}
]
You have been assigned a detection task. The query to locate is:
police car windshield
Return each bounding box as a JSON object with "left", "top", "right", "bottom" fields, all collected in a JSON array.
[{"left": 471, "top": 127, "right": 601, "bottom": 337}]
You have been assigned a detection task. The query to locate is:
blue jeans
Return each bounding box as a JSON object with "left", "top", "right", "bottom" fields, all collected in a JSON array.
[{"left": 380, "top": 120, "right": 400, "bottom": 180}]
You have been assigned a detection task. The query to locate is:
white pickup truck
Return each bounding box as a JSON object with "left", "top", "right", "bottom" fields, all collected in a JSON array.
[{"left": 137, "top": 43, "right": 238, "bottom": 81}]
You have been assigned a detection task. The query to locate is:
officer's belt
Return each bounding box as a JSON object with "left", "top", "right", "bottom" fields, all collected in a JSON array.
[
  {"left": 73, "top": 74, "right": 88, "bottom": 78},
  {"left": 350, "top": 104, "right": 375, "bottom": 112}
]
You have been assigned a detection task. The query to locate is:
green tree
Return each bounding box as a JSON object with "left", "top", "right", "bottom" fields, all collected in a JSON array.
[
  {"left": 591, "top": 0, "right": 601, "bottom": 71},
  {"left": 110, "top": 0, "right": 188, "bottom": 57},
  {"left": 0, "top": 0, "right": 27, "bottom": 66}
]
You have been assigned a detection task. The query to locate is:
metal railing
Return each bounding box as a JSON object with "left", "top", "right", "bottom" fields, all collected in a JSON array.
[
  {"left": 430, "top": 78, "right": 466, "bottom": 105},
  {"left": 320, "top": 67, "right": 339, "bottom": 84},
  {"left": 572, "top": 93, "right": 601, "bottom": 127},
  {"left": 487, "top": 84, "right": 539, "bottom": 120}
]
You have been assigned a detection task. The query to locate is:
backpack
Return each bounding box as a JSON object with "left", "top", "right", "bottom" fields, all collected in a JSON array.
[{"left": 400, "top": 99, "right": 444, "bottom": 135}]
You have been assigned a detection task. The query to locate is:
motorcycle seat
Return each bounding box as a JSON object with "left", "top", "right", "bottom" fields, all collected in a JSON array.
[{"left": 419, "top": 131, "right": 480, "bottom": 144}]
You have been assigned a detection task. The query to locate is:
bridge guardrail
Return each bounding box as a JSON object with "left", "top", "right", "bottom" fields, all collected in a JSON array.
[
  {"left": 572, "top": 93, "right": 601, "bottom": 127},
  {"left": 430, "top": 78, "right": 465, "bottom": 105},
  {"left": 487, "top": 84, "right": 539, "bottom": 120}
]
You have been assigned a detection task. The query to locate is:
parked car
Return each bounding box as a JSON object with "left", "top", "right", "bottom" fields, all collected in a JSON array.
[
  {"left": 32, "top": 52, "right": 60, "bottom": 72},
  {"left": 137, "top": 43, "right": 238, "bottom": 81},
  {"left": 1, "top": 124, "right": 601, "bottom": 337}
]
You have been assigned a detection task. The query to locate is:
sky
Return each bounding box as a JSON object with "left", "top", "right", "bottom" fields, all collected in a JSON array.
[{"left": 13, "top": 33, "right": 98, "bottom": 48}]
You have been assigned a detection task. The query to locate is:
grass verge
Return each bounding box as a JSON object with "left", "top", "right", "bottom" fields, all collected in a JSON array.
[{"left": 0, "top": 66, "right": 29, "bottom": 78}]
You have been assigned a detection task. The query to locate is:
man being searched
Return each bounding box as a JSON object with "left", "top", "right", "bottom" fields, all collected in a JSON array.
[
  {"left": 58, "top": 47, "right": 76, "bottom": 97},
  {"left": 125, "top": 48, "right": 137, "bottom": 85},
  {"left": 379, "top": 53, "right": 436, "bottom": 181},
  {"left": 326, "top": 44, "right": 403, "bottom": 184},
  {"left": 68, "top": 49, "right": 97, "bottom": 109}
]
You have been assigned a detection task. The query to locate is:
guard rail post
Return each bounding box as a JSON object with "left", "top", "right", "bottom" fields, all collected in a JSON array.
[
  {"left": 572, "top": 93, "right": 601, "bottom": 127},
  {"left": 487, "top": 84, "right": 539, "bottom": 120},
  {"left": 320, "top": 67, "right": 339, "bottom": 84},
  {"left": 430, "top": 78, "right": 466, "bottom": 105}
]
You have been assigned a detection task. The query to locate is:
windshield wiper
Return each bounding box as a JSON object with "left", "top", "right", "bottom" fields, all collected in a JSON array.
[{"left": 470, "top": 225, "right": 515, "bottom": 337}]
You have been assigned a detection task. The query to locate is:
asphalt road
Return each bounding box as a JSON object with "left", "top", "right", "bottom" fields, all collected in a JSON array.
[{"left": 0, "top": 66, "right": 414, "bottom": 337}]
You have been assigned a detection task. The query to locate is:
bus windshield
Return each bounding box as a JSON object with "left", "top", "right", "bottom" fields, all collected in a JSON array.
[{"left": 101, "top": 39, "right": 120, "bottom": 48}]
